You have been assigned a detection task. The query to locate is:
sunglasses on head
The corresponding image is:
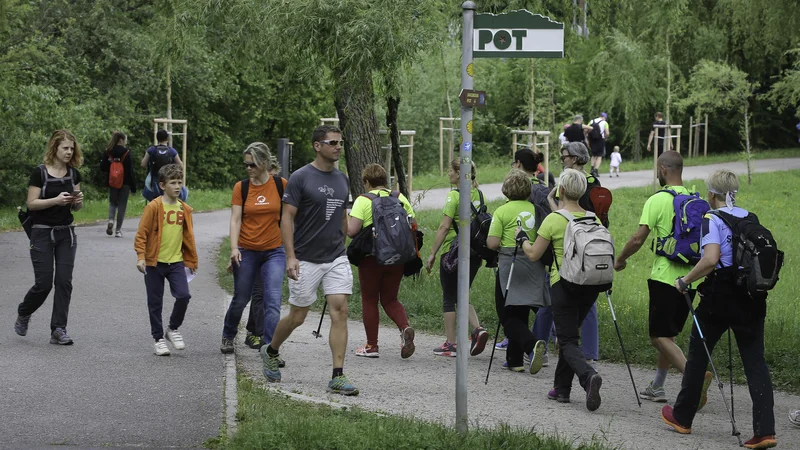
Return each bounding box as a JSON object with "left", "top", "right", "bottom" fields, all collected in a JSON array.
[
  {"left": 318, "top": 139, "right": 344, "bottom": 146},
  {"left": 243, "top": 162, "right": 258, "bottom": 169}
]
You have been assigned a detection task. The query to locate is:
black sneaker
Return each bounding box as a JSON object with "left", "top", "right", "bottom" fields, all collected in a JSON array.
[
  {"left": 585, "top": 373, "right": 603, "bottom": 412},
  {"left": 220, "top": 337, "right": 235, "bottom": 354},
  {"left": 15, "top": 314, "right": 31, "bottom": 336},
  {"left": 50, "top": 328, "right": 73, "bottom": 345}
]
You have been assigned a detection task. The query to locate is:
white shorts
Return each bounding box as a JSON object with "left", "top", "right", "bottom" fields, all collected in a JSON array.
[{"left": 288, "top": 255, "right": 353, "bottom": 307}]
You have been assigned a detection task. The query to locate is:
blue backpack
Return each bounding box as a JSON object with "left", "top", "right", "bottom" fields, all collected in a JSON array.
[{"left": 653, "top": 189, "right": 710, "bottom": 265}]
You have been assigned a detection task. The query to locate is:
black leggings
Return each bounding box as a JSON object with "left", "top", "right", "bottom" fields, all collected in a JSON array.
[
  {"left": 494, "top": 272, "right": 538, "bottom": 367},
  {"left": 108, "top": 186, "right": 130, "bottom": 230}
]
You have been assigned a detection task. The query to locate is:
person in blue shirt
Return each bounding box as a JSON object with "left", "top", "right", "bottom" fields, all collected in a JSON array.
[{"left": 661, "top": 169, "right": 776, "bottom": 450}]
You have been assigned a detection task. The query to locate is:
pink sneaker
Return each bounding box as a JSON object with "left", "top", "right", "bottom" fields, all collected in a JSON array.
[{"left": 355, "top": 344, "right": 379, "bottom": 358}]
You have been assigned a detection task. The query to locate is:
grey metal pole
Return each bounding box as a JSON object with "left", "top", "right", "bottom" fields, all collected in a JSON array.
[
  {"left": 276, "top": 138, "right": 291, "bottom": 179},
  {"left": 456, "top": 0, "right": 476, "bottom": 435}
]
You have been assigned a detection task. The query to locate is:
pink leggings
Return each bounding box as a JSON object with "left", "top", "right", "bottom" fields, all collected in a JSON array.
[{"left": 358, "top": 256, "right": 410, "bottom": 346}]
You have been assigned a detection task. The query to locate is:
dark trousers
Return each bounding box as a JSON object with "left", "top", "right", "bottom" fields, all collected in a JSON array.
[
  {"left": 673, "top": 309, "right": 775, "bottom": 436},
  {"left": 244, "top": 277, "right": 264, "bottom": 336},
  {"left": 108, "top": 186, "right": 130, "bottom": 230},
  {"left": 494, "top": 272, "right": 537, "bottom": 367},
  {"left": 19, "top": 227, "right": 77, "bottom": 331},
  {"left": 144, "top": 262, "right": 191, "bottom": 341},
  {"left": 551, "top": 281, "right": 598, "bottom": 396}
]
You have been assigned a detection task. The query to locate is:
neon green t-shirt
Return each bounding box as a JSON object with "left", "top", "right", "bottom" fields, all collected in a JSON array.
[
  {"left": 441, "top": 188, "right": 481, "bottom": 254},
  {"left": 158, "top": 202, "right": 184, "bottom": 264},
  {"left": 350, "top": 189, "right": 415, "bottom": 228},
  {"left": 537, "top": 211, "right": 597, "bottom": 286},
  {"left": 488, "top": 200, "right": 537, "bottom": 249},
  {"left": 639, "top": 185, "right": 693, "bottom": 285}
]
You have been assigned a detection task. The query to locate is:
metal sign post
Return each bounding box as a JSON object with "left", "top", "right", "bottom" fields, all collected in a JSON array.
[{"left": 456, "top": 5, "right": 564, "bottom": 435}]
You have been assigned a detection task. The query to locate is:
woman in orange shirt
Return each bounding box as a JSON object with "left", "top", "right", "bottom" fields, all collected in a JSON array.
[{"left": 221, "top": 142, "right": 287, "bottom": 355}]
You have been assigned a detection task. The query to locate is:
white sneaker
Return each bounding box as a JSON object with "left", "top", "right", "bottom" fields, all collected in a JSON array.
[
  {"left": 154, "top": 338, "right": 171, "bottom": 356},
  {"left": 542, "top": 353, "right": 550, "bottom": 367},
  {"left": 166, "top": 328, "right": 185, "bottom": 350},
  {"left": 114, "top": 230, "right": 122, "bottom": 238}
]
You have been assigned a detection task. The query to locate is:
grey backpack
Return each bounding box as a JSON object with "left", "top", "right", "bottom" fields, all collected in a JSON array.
[
  {"left": 365, "top": 190, "right": 416, "bottom": 266},
  {"left": 555, "top": 209, "right": 615, "bottom": 291}
]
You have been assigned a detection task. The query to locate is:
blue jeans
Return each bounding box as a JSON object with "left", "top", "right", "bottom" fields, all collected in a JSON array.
[
  {"left": 223, "top": 247, "right": 285, "bottom": 341},
  {"left": 532, "top": 303, "right": 599, "bottom": 360}
]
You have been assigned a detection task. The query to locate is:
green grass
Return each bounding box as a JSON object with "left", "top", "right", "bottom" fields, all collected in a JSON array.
[
  {"left": 214, "top": 374, "right": 617, "bottom": 450},
  {"left": 217, "top": 169, "right": 800, "bottom": 394},
  {"left": 0, "top": 188, "right": 234, "bottom": 232},
  {"left": 411, "top": 147, "right": 800, "bottom": 191}
]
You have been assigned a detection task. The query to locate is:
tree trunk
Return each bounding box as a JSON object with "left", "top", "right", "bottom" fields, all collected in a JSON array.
[
  {"left": 528, "top": 60, "right": 535, "bottom": 147},
  {"left": 633, "top": 121, "right": 641, "bottom": 162},
  {"left": 665, "top": 33, "right": 671, "bottom": 128},
  {"left": 166, "top": 62, "right": 173, "bottom": 147},
  {"left": 386, "top": 95, "right": 409, "bottom": 198},
  {"left": 333, "top": 70, "right": 382, "bottom": 198},
  {"left": 744, "top": 103, "right": 752, "bottom": 185}
]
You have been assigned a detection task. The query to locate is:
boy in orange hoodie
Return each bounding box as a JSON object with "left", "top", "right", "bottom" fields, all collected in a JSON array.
[{"left": 134, "top": 164, "right": 198, "bottom": 356}]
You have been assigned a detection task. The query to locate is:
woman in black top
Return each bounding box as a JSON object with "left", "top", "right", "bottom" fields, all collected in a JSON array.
[
  {"left": 100, "top": 131, "right": 136, "bottom": 237},
  {"left": 15, "top": 130, "right": 84, "bottom": 345}
]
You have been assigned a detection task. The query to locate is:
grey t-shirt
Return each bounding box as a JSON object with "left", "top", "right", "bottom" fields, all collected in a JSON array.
[{"left": 282, "top": 164, "right": 349, "bottom": 264}]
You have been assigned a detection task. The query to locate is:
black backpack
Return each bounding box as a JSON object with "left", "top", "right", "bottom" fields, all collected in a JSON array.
[
  {"left": 453, "top": 189, "right": 498, "bottom": 268},
  {"left": 710, "top": 211, "right": 783, "bottom": 297},
  {"left": 148, "top": 144, "right": 174, "bottom": 189},
  {"left": 364, "top": 190, "right": 417, "bottom": 266},
  {"left": 588, "top": 120, "right": 604, "bottom": 141},
  {"left": 241, "top": 175, "right": 284, "bottom": 225}
]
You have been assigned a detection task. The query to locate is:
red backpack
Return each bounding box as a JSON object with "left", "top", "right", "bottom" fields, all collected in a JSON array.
[{"left": 108, "top": 150, "right": 128, "bottom": 189}]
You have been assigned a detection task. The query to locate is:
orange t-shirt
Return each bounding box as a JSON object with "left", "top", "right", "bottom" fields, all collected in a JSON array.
[{"left": 231, "top": 177, "right": 287, "bottom": 251}]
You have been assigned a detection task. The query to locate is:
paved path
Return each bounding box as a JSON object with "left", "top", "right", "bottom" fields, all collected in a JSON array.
[{"left": 410, "top": 157, "right": 800, "bottom": 210}]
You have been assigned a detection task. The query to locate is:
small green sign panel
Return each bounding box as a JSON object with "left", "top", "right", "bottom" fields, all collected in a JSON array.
[{"left": 473, "top": 10, "right": 564, "bottom": 59}]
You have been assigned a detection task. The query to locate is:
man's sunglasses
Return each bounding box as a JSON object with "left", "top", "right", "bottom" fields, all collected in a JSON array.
[
  {"left": 318, "top": 139, "right": 345, "bottom": 146},
  {"left": 243, "top": 162, "right": 258, "bottom": 169}
]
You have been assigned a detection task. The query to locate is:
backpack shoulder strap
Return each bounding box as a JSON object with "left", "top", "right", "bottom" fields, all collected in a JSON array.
[
  {"left": 38, "top": 164, "right": 47, "bottom": 199},
  {"left": 273, "top": 175, "right": 284, "bottom": 226},
  {"left": 363, "top": 192, "right": 379, "bottom": 201},
  {"left": 556, "top": 209, "right": 575, "bottom": 222},
  {"left": 240, "top": 179, "right": 250, "bottom": 218}
]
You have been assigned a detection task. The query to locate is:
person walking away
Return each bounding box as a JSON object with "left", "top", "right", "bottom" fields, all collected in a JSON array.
[
  {"left": 347, "top": 163, "right": 416, "bottom": 359},
  {"left": 100, "top": 131, "right": 136, "bottom": 237},
  {"left": 15, "top": 130, "right": 84, "bottom": 345},
  {"left": 647, "top": 112, "right": 669, "bottom": 156},
  {"left": 486, "top": 169, "right": 549, "bottom": 374},
  {"left": 519, "top": 169, "right": 604, "bottom": 411},
  {"left": 260, "top": 125, "right": 358, "bottom": 395},
  {"left": 134, "top": 164, "right": 197, "bottom": 356},
  {"left": 141, "top": 129, "right": 182, "bottom": 202},
  {"left": 661, "top": 169, "right": 777, "bottom": 450},
  {"left": 564, "top": 115, "right": 592, "bottom": 148},
  {"left": 609, "top": 146, "right": 622, "bottom": 177},
  {"left": 614, "top": 151, "right": 712, "bottom": 406},
  {"left": 221, "top": 143, "right": 287, "bottom": 355},
  {"left": 588, "top": 112, "right": 609, "bottom": 178},
  {"left": 424, "top": 159, "right": 490, "bottom": 357}
]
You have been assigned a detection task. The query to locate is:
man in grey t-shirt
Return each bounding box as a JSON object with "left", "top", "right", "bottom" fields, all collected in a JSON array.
[{"left": 261, "top": 125, "right": 358, "bottom": 396}]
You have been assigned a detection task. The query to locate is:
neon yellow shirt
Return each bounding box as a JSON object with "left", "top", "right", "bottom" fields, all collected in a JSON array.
[
  {"left": 441, "top": 188, "right": 481, "bottom": 254},
  {"left": 488, "top": 200, "right": 537, "bottom": 249},
  {"left": 350, "top": 189, "right": 415, "bottom": 228},
  {"left": 639, "top": 185, "right": 693, "bottom": 285},
  {"left": 158, "top": 202, "right": 184, "bottom": 263}
]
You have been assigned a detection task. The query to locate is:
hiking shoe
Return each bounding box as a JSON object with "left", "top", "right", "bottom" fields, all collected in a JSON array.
[
  {"left": 585, "top": 373, "right": 602, "bottom": 411},
  {"left": 276, "top": 356, "right": 286, "bottom": 368},
  {"left": 506, "top": 362, "right": 524, "bottom": 372},
  {"left": 547, "top": 388, "right": 570, "bottom": 403},
  {"left": 154, "top": 338, "right": 171, "bottom": 356},
  {"left": 115, "top": 230, "right": 123, "bottom": 238},
  {"left": 244, "top": 333, "right": 265, "bottom": 350},
  {"left": 355, "top": 344, "right": 380, "bottom": 358},
  {"left": 328, "top": 374, "right": 359, "bottom": 396},
  {"left": 14, "top": 314, "right": 31, "bottom": 336},
  {"left": 106, "top": 222, "right": 114, "bottom": 236},
  {"left": 259, "top": 345, "right": 281, "bottom": 382},
  {"left": 433, "top": 341, "right": 456, "bottom": 357},
  {"left": 470, "top": 327, "right": 488, "bottom": 356},
  {"left": 49, "top": 328, "right": 73, "bottom": 345},
  {"left": 165, "top": 328, "right": 185, "bottom": 350},
  {"left": 400, "top": 327, "right": 415, "bottom": 359},
  {"left": 789, "top": 409, "right": 800, "bottom": 428},
  {"left": 661, "top": 405, "right": 691, "bottom": 434},
  {"left": 220, "top": 337, "right": 235, "bottom": 354},
  {"left": 640, "top": 381, "right": 667, "bottom": 402},
  {"left": 698, "top": 371, "right": 712, "bottom": 410},
  {"left": 495, "top": 338, "right": 509, "bottom": 350},
  {"left": 743, "top": 435, "right": 777, "bottom": 449},
  {"left": 542, "top": 353, "right": 550, "bottom": 367},
  {"left": 529, "top": 340, "right": 546, "bottom": 375}
]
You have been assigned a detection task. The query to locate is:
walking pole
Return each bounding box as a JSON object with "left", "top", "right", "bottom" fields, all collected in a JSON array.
[
  {"left": 682, "top": 291, "right": 743, "bottom": 446},
  {"left": 311, "top": 301, "right": 328, "bottom": 338},
  {"left": 485, "top": 224, "right": 521, "bottom": 385},
  {"left": 729, "top": 328, "right": 736, "bottom": 435},
  {"left": 605, "top": 290, "right": 641, "bottom": 407}
]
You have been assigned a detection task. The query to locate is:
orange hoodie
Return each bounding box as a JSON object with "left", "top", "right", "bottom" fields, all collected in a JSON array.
[{"left": 134, "top": 197, "right": 198, "bottom": 269}]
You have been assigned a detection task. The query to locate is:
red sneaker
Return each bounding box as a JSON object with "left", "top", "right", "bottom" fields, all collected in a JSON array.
[
  {"left": 661, "top": 405, "right": 691, "bottom": 434},
  {"left": 470, "top": 327, "right": 488, "bottom": 356},
  {"left": 743, "top": 435, "right": 777, "bottom": 449}
]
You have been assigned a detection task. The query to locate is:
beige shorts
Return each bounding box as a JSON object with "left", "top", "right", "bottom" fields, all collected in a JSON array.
[{"left": 288, "top": 255, "right": 353, "bottom": 307}]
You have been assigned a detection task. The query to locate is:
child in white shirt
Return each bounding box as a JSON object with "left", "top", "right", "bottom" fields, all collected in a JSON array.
[{"left": 610, "top": 146, "right": 622, "bottom": 177}]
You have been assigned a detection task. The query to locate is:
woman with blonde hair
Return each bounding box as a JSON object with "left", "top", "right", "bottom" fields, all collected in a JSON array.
[
  {"left": 347, "top": 164, "right": 416, "bottom": 359},
  {"left": 15, "top": 130, "right": 84, "bottom": 345},
  {"left": 221, "top": 142, "right": 287, "bottom": 355},
  {"left": 425, "top": 159, "right": 489, "bottom": 357}
]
